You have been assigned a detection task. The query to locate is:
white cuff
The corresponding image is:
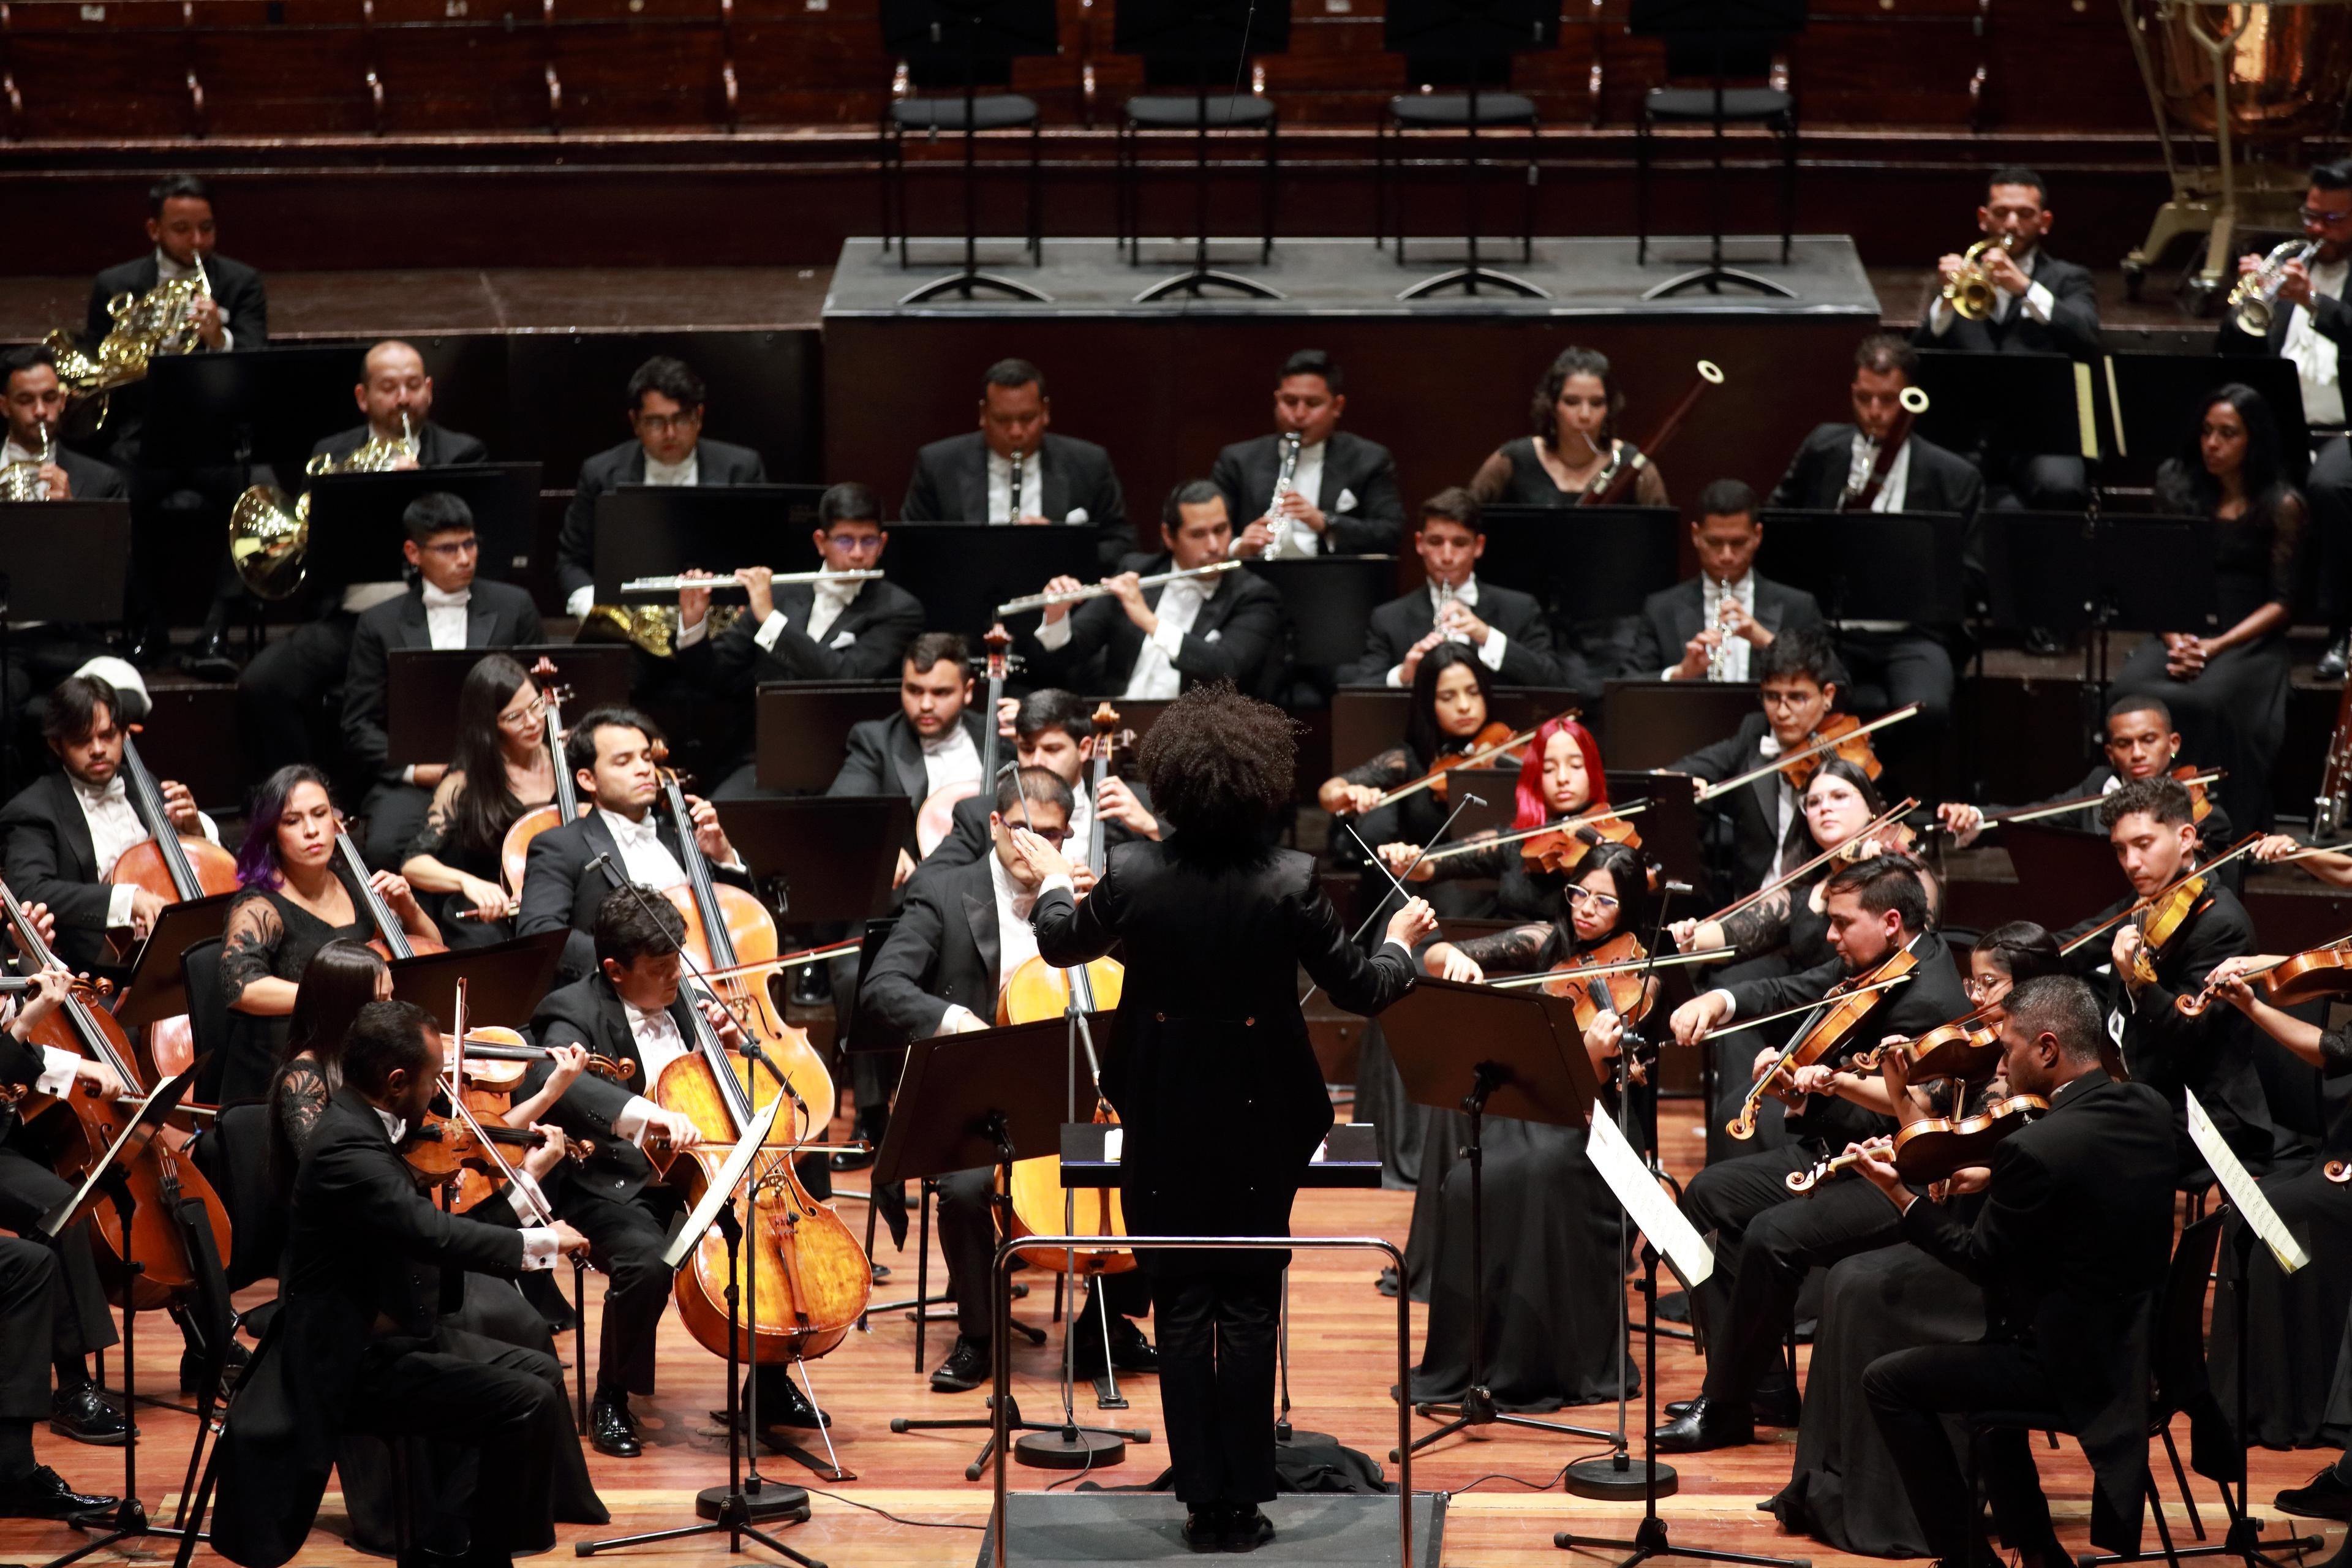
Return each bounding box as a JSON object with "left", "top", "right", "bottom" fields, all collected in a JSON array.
[
  {"left": 34, "top": 1046, "right": 80, "bottom": 1098},
  {"left": 1928, "top": 299, "right": 1955, "bottom": 336},
  {"left": 1661, "top": 665, "right": 1683, "bottom": 681},
  {"left": 937, "top": 1004, "right": 980, "bottom": 1036},
  {"left": 1381, "top": 936, "right": 1414, "bottom": 961},
  {"left": 1148, "top": 620, "right": 1186, "bottom": 662},
  {"left": 612, "top": 1095, "right": 658, "bottom": 1144},
  {"left": 1038, "top": 873, "right": 1076, "bottom": 900},
  {"left": 1383, "top": 663, "right": 1406, "bottom": 689},
  {"left": 752, "top": 609, "right": 790, "bottom": 652},
  {"left": 1477, "top": 628, "right": 1508, "bottom": 672},
  {"left": 1035, "top": 614, "right": 1074, "bottom": 652},
  {"left": 2021, "top": 280, "right": 2054, "bottom": 323},
  {"left": 517, "top": 1227, "right": 560, "bottom": 1272},
  {"left": 565, "top": 586, "right": 595, "bottom": 619},
  {"left": 675, "top": 614, "right": 708, "bottom": 650},
  {"left": 1706, "top": 987, "right": 1738, "bottom": 1022},
  {"left": 504, "top": 1169, "right": 551, "bottom": 1222},
  {"left": 219, "top": 326, "right": 235, "bottom": 351},
  {"left": 198, "top": 811, "right": 221, "bottom": 846},
  {"left": 107, "top": 884, "right": 137, "bottom": 929},
  {"left": 401, "top": 764, "right": 418, "bottom": 786}
]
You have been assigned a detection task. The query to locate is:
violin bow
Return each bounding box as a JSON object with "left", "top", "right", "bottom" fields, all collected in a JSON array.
[
  {"left": 439, "top": 979, "right": 555, "bottom": 1227},
  {"left": 1369, "top": 707, "right": 1575, "bottom": 812},
  {"left": 1980, "top": 769, "right": 2223, "bottom": 831},
  {"left": 1417, "top": 800, "right": 1653, "bottom": 865},
  {"left": 2057, "top": 833, "right": 2265, "bottom": 957},
  {"left": 1700, "top": 797, "right": 1921, "bottom": 929},
  {"left": 1702, "top": 971, "right": 1914, "bottom": 1041},
  {"left": 1695, "top": 704, "right": 1921, "bottom": 804},
  {"left": 1480, "top": 946, "right": 1734, "bottom": 990}
]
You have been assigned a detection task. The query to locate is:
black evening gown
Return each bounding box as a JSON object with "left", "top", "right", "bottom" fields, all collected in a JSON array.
[
  {"left": 403, "top": 775, "right": 532, "bottom": 949},
  {"left": 216, "top": 875, "right": 374, "bottom": 1105}
]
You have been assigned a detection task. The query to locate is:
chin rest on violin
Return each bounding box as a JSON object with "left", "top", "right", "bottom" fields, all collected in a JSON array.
[{"left": 1784, "top": 1093, "right": 2048, "bottom": 1195}]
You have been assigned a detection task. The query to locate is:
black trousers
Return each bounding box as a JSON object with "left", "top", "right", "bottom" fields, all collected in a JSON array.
[
  {"left": 1836, "top": 627, "right": 1955, "bottom": 729},
  {"left": 562, "top": 1183, "right": 682, "bottom": 1400},
  {"left": 1681, "top": 1142, "right": 1902, "bottom": 1403},
  {"left": 935, "top": 1166, "right": 1148, "bottom": 1339},
  {"left": 1153, "top": 1267, "right": 1282, "bottom": 1510},
  {"left": 1863, "top": 1339, "right": 2068, "bottom": 1563},
  {"left": 2310, "top": 435, "right": 2352, "bottom": 638},
  {"left": 236, "top": 610, "right": 358, "bottom": 777},
  {"left": 347, "top": 1327, "right": 570, "bottom": 1561},
  {"left": 0, "top": 1147, "right": 115, "bottom": 1362},
  {"left": 0, "top": 1238, "right": 57, "bottom": 1420}
]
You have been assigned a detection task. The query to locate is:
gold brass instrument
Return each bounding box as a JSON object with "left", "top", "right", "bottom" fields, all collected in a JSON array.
[
  {"left": 1943, "top": 234, "right": 2015, "bottom": 321},
  {"left": 0, "top": 420, "right": 55, "bottom": 503},
  {"left": 43, "top": 252, "right": 213, "bottom": 424},
  {"left": 227, "top": 410, "right": 417, "bottom": 600},
  {"left": 2228, "top": 238, "right": 2320, "bottom": 336},
  {"left": 1260, "top": 429, "right": 1305, "bottom": 560}
]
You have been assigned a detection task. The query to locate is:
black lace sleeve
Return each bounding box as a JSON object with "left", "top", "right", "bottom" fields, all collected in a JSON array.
[
  {"left": 1719, "top": 889, "right": 1793, "bottom": 959},
  {"left": 1454, "top": 922, "right": 1559, "bottom": 975},
  {"left": 405, "top": 772, "right": 465, "bottom": 860},
  {"left": 274, "top": 1057, "right": 332, "bottom": 1161},
  {"left": 220, "top": 891, "right": 285, "bottom": 1006},
  {"left": 2322, "top": 1025, "right": 2352, "bottom": 1080},
  {"left": 1424, "top": 836, "right": 1510, "bottom": 885},
  {"left": 1342, "top": 746, "right": 1417, "bottom": 790},
  {"left": 2267, "top": 491, "right": 2307, "bottom": 608}
]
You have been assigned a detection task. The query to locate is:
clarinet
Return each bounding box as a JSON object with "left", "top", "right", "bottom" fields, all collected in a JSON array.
[
  {"left": 1262, "top": 431, "right": 1303, "bottom": 560},
  {"left": 1006, "top": 447, "right": 1026, "bottom": 524}
]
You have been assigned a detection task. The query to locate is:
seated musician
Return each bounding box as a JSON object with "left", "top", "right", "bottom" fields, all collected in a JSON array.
[
  {"left": 901, "top": 358, "right": 1131, "bottom": 568},
  {"left": 1, "top": 671, "right": 221, "bottom": 974},
  {"left": 209, "top": 1001, "right": 592, "bottom": 1568},
  {"left": 238, "top": 340, "right": 490, "bottom": 779},
  {"left": 1625, "top": 480, "right": 1824, "bottom": 682},
  {"left": 1376, "top": 714, "right": 1608, "bottom": 929},
  {"left": 1855, "top": 976, "right": 2176, "bottom": 1568},
  {"left": 825, "top": 633, "right": 990, "bottom": 894},
  {"left": 1024, "top": 481, "right": 1284, "bottom": 700},
  {"left": 556, "top": 356, "right": 768, "bottom": 620},
  {"left": 1467, "top": 346, "right": 1670, "bottom": 508},
  {"left": 2218, "top": 158, "right": 2352, "bottom": 680},
  {"left": 88, "top": 173, "right": 266, "bottom": 357},
  {"left": 1943, "top": 692, "right": 2236, "bottom": 857},
  {"left": 1213, "top": 349, "right": 1404, "bottom": 559},
  {"left": 2103, "top": 384, "right": 2298, "bottom": 834},
  {"left": 340, "top": 493, "right": 545, "bottom": 870},
  {"left": 220, "top": 764, "right": 440, "bottom": 1106},
  {"left": 1767, "top": 334, "right": 1978, "bottom": 736},
  {"left": 2, "top": 347, "right": 125, "bottom": 501},
  {"left": 1913, "top": 166, "right": 2098, "bottom": 510},
  {"left": 516, "top": 707, "right": 749, "bottom": 985},
  {"left": 398, "top": 654, "right": 556, "bottom": 946},
  {"left": 1667, "top": 627, "right": 1849, "bottom": 895},
  {"left": 921, "top": 687, "right": 1159, "bottom": 874},
  {"left": 1336, "top": 488, "right": 1563, "bottom": 689},
  {"left": 859, "top": 767, "right": 1156, "bottom": 1395},
  {"left": 1406, "top": 840, "right": 1648, "bottom": 1409},
  {"left": 1656, "top": 854, "right": 1970, "bottom": 1452},
  {"left": 1319, "top": 644, "right": 1508, "bottom": 910},
  {"left": 2059, "top": 775, "right": 2276, "bottom": 1175}
]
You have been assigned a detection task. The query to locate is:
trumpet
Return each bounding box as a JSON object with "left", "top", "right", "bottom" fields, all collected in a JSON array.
[
  {"left": 2229, "top": 239, "right": 2320, "bottom": 336},
  {"left": 995, "top": 559, "right": 1242, "bottom": 617},
  {"left": 0, "top": 419, "right": 56, "bottom": 502},
  {"left": 1261, "top": 430, "right": 1305, "bottom": 560},
  {"left": 618, "top": 568, "right": 884, "bottom": 596},
  {"left": 1943, "top": 233, "right": 2015, "bottom": 321}
]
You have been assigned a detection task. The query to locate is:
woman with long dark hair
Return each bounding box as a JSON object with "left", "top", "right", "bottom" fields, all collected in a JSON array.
[
  {"left": 1316, "top": 641, "right": 1505, "bottom": 886},
  {"left": 2110, "top": 383, "right": 2302, "bottom": 829},
  {"left": 401, "top": 654, "right": 557, "bottom": 945},
  {"left": 1468, "top": 346, "right": 1672, "bottom": 508},
  {"left": 1376, "top": 712, "right": 1610, "bottom": 928}
]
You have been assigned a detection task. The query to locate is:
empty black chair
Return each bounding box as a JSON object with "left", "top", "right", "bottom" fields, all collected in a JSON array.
[
  {"left": 1378, "top": 53, "right": 1538, "bottom": 266},
  {"left": 880, "top": 56, "right": 1042, "bottom": 270},
  {"left": 1634, "top": 36, "right": 1795, "bottom": 267},
  {"left": 1117, "top": 62, "right": 1278, "bottom": 268}
]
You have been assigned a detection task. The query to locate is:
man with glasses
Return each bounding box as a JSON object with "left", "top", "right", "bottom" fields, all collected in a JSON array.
[
  {"left": 1667, "top": 628, "right": 1852, "bottom": 899},
  {"left": 2221, "top": 159, "right": 2352, "bottom": 677},
  {"left": 342, "top": 493, "right": 544, "bottom": 867},
  {"left": 555, "top": 356, "right": 768, "bottom": 621}
]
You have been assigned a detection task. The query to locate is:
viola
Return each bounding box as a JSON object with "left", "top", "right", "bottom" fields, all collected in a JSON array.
[
  {"left": 1727, "top": 944, "right": 1921, "bottom": 1142},
  {"left": 1785, "top": 1093, "right": 2047, "bottom": 1194},
  {"left": 499, "top": 656, "right": 584, "bottom": 895}
]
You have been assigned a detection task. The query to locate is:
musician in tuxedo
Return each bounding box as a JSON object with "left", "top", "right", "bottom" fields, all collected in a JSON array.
[
  {"left": 1859, "top": 975, "right": 2177, "bottom": 1567},
  {"left": 2220, "top": 159, "right": 2352, "bottom": 679},
  {"left": 1914, "top": 167, "right": 2099, "bottom": 510},
  {"left": 1626, "top": 479, "right": 1825, "bottom": 682},
  {"left": 556, "top": 356, "right": 768, "bottom": 619},
  {"left": 861, "top": 767, "right": 1158, "bottom": 1394},
  {"left": 209, "top": 1001, "right": 590, "bottom": 1568},
  {"left": 515, "top": 707, "right": 750, "bottom": 984},
  {"left": 1, "top": 673, "right": 220, "bottom": 977},
  {"left": 1213, "top": 349, "right": 1404, "bottom": 559},
  {"left": 340, "top": 493, "right": 545, "bottom": 870},
  {"left": 238, "top": 341, "right": 491, "bottom": 780},
  {"left": 1943, "top": 693, "right": 2237, "bottom": 861},
  {"left": 1655, "top": 854, "right": 1970, "bottom": 1452},
  {"left": 1, "top": 347, "right": 126, "bottom": 502},
  {"left": 1667, "top": 627, "right": 1846, "bottom": 898},
  {"left": 1023, "top": 483, "right": 1284, "bottom": 701},
  {"left": 1006, "top": 685, "right": 1436, "bottom": 1553},
  {"left": 85, "top": 173, "right": 267, "bottom": 356},
  {"left": 826, "top": 630, "right": 990, "bottom": 818},
  {"left": 900, "top": 358, "right": 1131, "bottom": 568},
  {"left": 921, "top": 687, "right": 1159, "bottom": 877},
  {"left": 1336, "top": 488, "right": 1566, "bottom": 689},
  {"left": 2058, "top": 775, "right": 2276, "bottom": 1176}
]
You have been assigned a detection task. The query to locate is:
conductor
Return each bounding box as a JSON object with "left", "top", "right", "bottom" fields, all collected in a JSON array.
[{"left": 1006, "top": 684, "right": 1436, "bottom": 1554}]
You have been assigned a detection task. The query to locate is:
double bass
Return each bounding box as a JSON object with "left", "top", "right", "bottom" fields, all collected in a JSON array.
[{"left": 108, "top": 733, "right": 238, "bottom": 1081}]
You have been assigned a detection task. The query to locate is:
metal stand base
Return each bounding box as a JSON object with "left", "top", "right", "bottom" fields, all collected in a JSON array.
[
  {"left": 898, "top": 271, "right": 1052, "bottom": 305},
  {"left": 1559, "top": 1510, "right": 1811, "bottom": 1568},
  {"left": 1642, "top": 266, "right": 1796, "bottom": 300},
  {"left": 1563, "top": 1453, "right": 1676, "bottom": 1501},
  {"left": 696, "top": 1480, "right": 811, "bottom": 1525},
  {"left": 1399, "top": 266, "right": 1547, "bottom": 300},
  {"left": 1134, "top": 269, "right": 1283, "bottom": 303},
  {"left": 1013, "top": 1428, "right": 1128, "bottom": 1469},
  {"left": 1406, "top": 1383, "right": 1613, "bottom": 1456}
]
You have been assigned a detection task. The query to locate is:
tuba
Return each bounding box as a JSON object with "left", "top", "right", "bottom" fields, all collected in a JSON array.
[
  {"left": 228, "top": 411, "right": 417, "bottom": 600},
  {"left": 0, "top": 420, "right": 55, "bottom": 503},
  {"left": 1942, "top": 234, "right": 2014, "bottom": 321},
  {"left": 2228, "top": 238, "right": 2320, "bottom": 336}
]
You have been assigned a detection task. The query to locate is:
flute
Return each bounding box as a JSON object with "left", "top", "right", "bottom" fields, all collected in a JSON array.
[
  {"left": 617, "top": 568, "right": 884, "bottom": 597},
  {"left": 996, "top": 559, "right": 1242, "bottom": 617}
]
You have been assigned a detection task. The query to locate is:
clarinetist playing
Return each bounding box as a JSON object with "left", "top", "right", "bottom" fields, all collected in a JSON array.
[
  {"left": 1212, "top": 349, "right": 1404, "bottom": 559},
  {"left": 1626, "top": 480, "right": 1824, "bottom": 683}
]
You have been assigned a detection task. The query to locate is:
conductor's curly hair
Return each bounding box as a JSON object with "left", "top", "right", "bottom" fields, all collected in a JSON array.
[{"left": 1137, "top": 684, "right": 1295, "bottom": 843}]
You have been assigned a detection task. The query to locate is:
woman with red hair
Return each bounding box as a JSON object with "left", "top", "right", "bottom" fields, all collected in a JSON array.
[{"left": 1376, "top": 714, "right": 1614, "bottom": 928}]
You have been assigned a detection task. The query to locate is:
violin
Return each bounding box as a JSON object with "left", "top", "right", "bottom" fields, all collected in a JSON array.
[
  {"left": 1369, "top": 712, "right": 1564, "bottom": 812},
  {"left": 447, "top": 1028, "right": 635, "bottom": 1094},
  {"left": 1850, "top": 1003, "right": 2001, "bottom": 1082},
  {"left": 1521, "top": 809, "right": 1644, "bottom": 875},
  {"left": 337, "top": 829, "right": 447, "bottom": 961},
  {"left": 107, "top": 733, "right": 239, "bottom": 1082},
  {"left": 499, "top": 656, "right": 584, "bottom": 895},
  {"left": 1537, "top": 930, "right": 1659, "bottom": 1082},
  {"left": 2176, "top": 934, "right": 2352, "bottom": 1018},
  {"left": 1727, "top": 944, "right": 1921, "bottom": 1142},
  {"left": 2059, "top": 834, "right": 2264, "bottom": 970},
  {"left": 1681, "top": 798, "right": 1921, "bottom": 943},
  {"left": 1695, "top": 705, "right": 1918, "bottom": 804},
  {"left": 1784, "top": 1093, "right": 2047, "bottom": 1194}
]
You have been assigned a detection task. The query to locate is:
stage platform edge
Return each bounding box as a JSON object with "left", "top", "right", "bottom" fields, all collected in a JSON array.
[{"left": 973, "top": 1487, "right": 1448, "bottom": 1566}]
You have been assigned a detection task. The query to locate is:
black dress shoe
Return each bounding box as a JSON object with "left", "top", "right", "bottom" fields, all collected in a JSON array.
[
  {"left": 1183, "top": 1507, "right": 1226, "bottom": 1552},
  {"left": 827, "top": 1145, "right": 875, "bottom": 1173},
  {"left": 589, "top": 1396, "right": 641, "bottom": 1458},
  {"left": 181, "top": 1338, "right": 253, "bottom": 1394},
  {"left": 1074, "top": 1316, "right": 1159, "bottom": 1379},
  {"left": 1375, "top": 1267, "right": 1400, "bottom": 1298},
  {"left": 733, "top": 1374, "right": 829, "bottom": 1431},
  {"left": 930, "top": 1335, "right": 992, "bottom": 1393},
  {"left": 1653, "top": 1393, "right": 1753, "bottom": 1453},
  {"left": 2277, "top": 1465, "right": 2352, "bottom": 1520},
  {"left": 1221, "top": 1506, "right": 1274, "bottom": 1552},
  {"left": 0, "top": 1465, "right": 118, "bottom": 1520},
  {"left": 49, "top": 1384, "right": 127, "bottom": 1446},
  {"left": 1671, "top": 1384, "right": 1796, "bottom": 1424}
]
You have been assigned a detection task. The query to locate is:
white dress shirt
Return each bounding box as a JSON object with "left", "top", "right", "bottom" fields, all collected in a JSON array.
[
  {"left": 1753, "top": 730, "right": 1801, "bottom": 883},
  {"left": 921, "top": 725, "right": 983, "bottom": 799},
  {"left": 369, "top": 1105, "right": 559, "bottom": 1265},
  {"left": 935, "top": 854, "right": 1044, "bottom": 1035},
  {"left": 1926, "top": 245, "right": 2056, "bottom": 339},
  {"left": 736, "top": 571, "right": 865, "bottom": 659},
  {"left": 986, "top": 448, "right": 1046, "bottom": 524},
  {"left": 74, "top": 772, "right": 222, "bottom": 928},
  {"left": 1664, "top": 573, "right": 1757, "bottom": 682},
  {"left": 154, "top": 249, "right": 233, "bottom": 350},
  {"left": 596, "top": 807, "right": 687, "bottom": 890},
  {"left": 610, "top": 998, "right": 698, "bottom": 1144},
  {"left": 2287, "top": 258, "right": 2349, "bottom": 426},
  {"left": 643, "top": 447, "right": 700, "bottom": 489},
  {"left": 1122, "top": 575, "right": 1209, "bottom": 699},
  {"left": 1385, "top": 576, "right": 1511, "bottom": 687}
]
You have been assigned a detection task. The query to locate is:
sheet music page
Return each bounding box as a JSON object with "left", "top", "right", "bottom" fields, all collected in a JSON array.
[
  {"left": 2186, "top": 1088, "right": 2308, "bottom": 1275},
  {"left": 1587, "top": 1100, "right": 1714, "bottom": 1289}
]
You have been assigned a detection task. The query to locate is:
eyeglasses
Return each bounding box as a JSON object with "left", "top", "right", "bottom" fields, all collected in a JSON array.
[
  {"left": 419, "top": 537, "right": 478, "bottom": 559},
  {"left": 1962, "top": 976, "right": 2009, "bottom": 1001},
  {"left": 2301, "top": 206, "right": 2352, "bottom": 226},
  {"left": 1758, "top": 688, "right": 1815, "bottom": 711},
  {"left": 634, "top": 412, "right": 699, "bottom": 434},
  {"left": 497, "top": 698, "right": 547, "bottom": 726},
  {"left": 822, "top": 532, "right": 885, "bottom": 554},
  {"left": 1566, "top": 885, "right": 1621, "bottom": 914},
  {"left": 1017, "top": 824, "right": 1069, "bottom": 845}
]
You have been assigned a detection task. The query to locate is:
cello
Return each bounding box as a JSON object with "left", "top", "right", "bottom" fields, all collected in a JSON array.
[
  {"left": 499, "top": 655, "right": 584, "bottom": 895},
  {"left": 108, "top": 733, "right": 238, "bottom": 1081},
  {"left": 336, "top": 828, "right": 446, "bottom": 961}
]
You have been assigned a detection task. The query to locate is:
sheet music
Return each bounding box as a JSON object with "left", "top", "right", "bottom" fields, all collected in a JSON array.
[
  {"left": 2186, "top": 1088, "right": 2308, "bottom": 1275},
  {"left": 1586, "top": 1101, "right": 1714, "bottom": 1289}
]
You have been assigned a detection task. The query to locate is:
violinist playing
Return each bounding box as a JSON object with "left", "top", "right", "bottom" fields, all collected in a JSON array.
[
  {"left": 220, "top": 764, "right": 439, "bottom": 1106},
  {"left": 1668, "top": 628, "right": 1856, "bottom": 897},
  {"left": 1656, "top": 854, "right": 1969, "bottom": 1453},
  {"left": 1410, "top": 840, "right": 1649, "bottom": 1411},
  {"left": 1376, "top": 713, "right": 1613, "bottom": 929},
  {"left": 2057, "top": 774, "right": 2275, "bottom": 1177},
  {"left": 398, "top": 654, "right": 556, "bottom": 946}
]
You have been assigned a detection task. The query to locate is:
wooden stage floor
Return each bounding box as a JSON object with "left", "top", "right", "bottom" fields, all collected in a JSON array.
[{"left": 3, "top": 1104, "right": 2342, "bottom": 1568}]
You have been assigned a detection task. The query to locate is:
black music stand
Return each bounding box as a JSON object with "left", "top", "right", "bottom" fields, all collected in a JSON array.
[
  {"left": 1448, "top": 767, "right": 1522, "bottom": 837},
  {"left": 1247, "top": 556, "right": 1398, "bottom": 677},
  {"left": 385, "top": 645, "right": 633, "bottom": 769},
  {"left": 1376, "top": 977, "right": 1619, "bottom": 1453},
  {"left": 714, "top": 797, "right": 915, "bottom": 924},
  {"left": 1384, "top": 0, "right": 1556, "bottom": 299},
  {"left": 1115, "top": 0, "right": 1291, "bottom": 302},
  {"left": 1599, "top": 681, "right": 1757, "bottom": 769},
  {"left": 1607, "top": 769, "right": 1710, "bottom": 901},
  {"left": 304, "top": 465, "right": 543, "bottom": 597},
  {"left": 1981, "top": 511, "right": 2218, "bottom": 687},
  {"left": 0, "top": 501, "right": 133, "bottom": 794},
  {"left": 874, "top": 1018, "right": 1147, "bottom": 1474},
  {"left": 1481, "top": 506, "right": 1683, "bottom": 624},
  {"left": 1754, "top": 510, "right": 1970, "bottom": 626},
  {"left": 588, "top": 485, "right": 833, "bottom": 602},
  {"left": 1626, "top": 0, "right": 1805, "bottom": 301},
  {"left": 140, "top": 346, "right": 365, "bottom": 480},
  {"left": 1911, "top": 350, "right": 2088, "bottom": 469},
  {"left": 752, "top": 688, "right": 908, "bottom": 794},
  {"left": 386, "top": 930, "right": 571, "bottom": 1031},
  {"left": 2093, "top": 352, "right": 2310, "bottom": 488},
  {"left": 882, "top": 522, "right": 1101, "bottom": 639},
  {"left": 113, "top": 892, "right": 237, "bottom": 1030},
  {"left": 880, "top": 0, "right": 1060, "bottom": 304},
  {"left": 2004, "top": 823, "right": 2129, "bottom": 933}
]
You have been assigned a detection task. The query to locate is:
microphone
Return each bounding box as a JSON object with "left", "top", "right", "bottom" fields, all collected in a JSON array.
[{"left": 1660, "top": 880, "right": 1696, "bottom": 897}]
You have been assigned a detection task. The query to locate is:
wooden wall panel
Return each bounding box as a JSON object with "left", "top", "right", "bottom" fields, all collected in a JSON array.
[
  {"left": 189, "top": 1, "right": 379, "bottom": 138},
  {"left": 731, "top": 0, "right": 894, "bottom": 126},
  {"left": 370, "top": 2, "right": 557, "bottom": 133},
  {"left": 548, "top": 0, "right": 735, "bottom": 129},
  {"left": 1, "top": 1, "right": 197, "bottom": 140}
]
